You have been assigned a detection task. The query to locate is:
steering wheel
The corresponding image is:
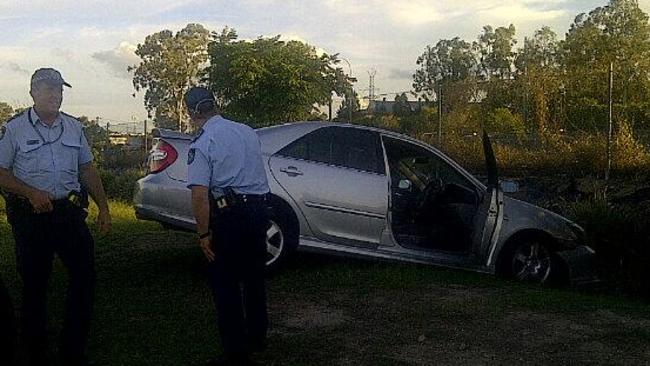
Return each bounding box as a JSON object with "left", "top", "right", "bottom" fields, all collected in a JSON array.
[{"left": 417, "top": 178, "right": 444, "bottom": 212}]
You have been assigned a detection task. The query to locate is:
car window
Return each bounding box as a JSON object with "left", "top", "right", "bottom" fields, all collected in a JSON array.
[
  {"left": 382, "top": 136, "right": 472, "bottom": 192},
  {"left": 278, "top": 127, "right": 385, "bottom": 174}
]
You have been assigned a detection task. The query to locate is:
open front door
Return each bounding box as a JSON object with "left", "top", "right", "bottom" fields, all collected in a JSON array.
[{"left": 470, "top": 130, "right": 504, "bottom": 265}]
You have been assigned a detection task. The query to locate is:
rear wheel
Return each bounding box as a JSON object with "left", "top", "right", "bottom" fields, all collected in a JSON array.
[{"left": 265, "top": 205, "right": 298, "bottom": 274}]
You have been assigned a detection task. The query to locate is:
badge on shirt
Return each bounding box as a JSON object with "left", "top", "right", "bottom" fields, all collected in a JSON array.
[
  {"left": 188, "top": 148, "right": 196, "bottom": 165},
  {"left": 0, "top": 125, "right": 5, "bottom": 141}
]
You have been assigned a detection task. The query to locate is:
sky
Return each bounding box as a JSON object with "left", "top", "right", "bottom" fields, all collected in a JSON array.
[{"left": 1, "top": 0, "right": 649, "bottom": 131}]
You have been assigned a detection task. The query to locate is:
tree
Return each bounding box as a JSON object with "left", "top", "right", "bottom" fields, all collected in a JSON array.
[
  {"left": 413, "top": 37, "right": 477, "bottom": 100},
  {"left": 78, "top": 116, "right": 109, "bottom": 167},
  {"left": 335, "top": 89, "right": 360, "bottom": 122},
  {"left": 475, "top": 24, "right": 517, "bottom": 80},
  {"left": 207, "top": 28, "right": 353, "bottom": 127},
  {"left": 393, "top": 93, "right": 412, "bottom": 117},
  {"left": 514, "top": 27, "right": 563, "bottom": 133},
  {"left": 130, "top": 23, "right": 210, "bottom": 132},
  {"left": 562, "top": 0, "right": 650, "bottom": 129},
  {"left": 0, "top": 102, "right": 13, "bottom": 122}
]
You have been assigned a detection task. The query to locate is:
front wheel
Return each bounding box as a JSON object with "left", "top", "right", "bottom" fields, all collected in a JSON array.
[{"left": 501, "top": 239, "right": 567, "bottom": 285}]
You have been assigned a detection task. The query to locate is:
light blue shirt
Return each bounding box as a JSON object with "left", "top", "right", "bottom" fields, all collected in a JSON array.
[
  {"left": 187, "top": 115, "right": 269, "bottom": 198},
  {"left": 0, "top": 108, "right": 94, "bottom": 199}
]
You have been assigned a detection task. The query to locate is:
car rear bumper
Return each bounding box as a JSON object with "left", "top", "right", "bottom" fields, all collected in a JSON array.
[
  {"left": 133, "top": 174, "right": 195, "bottom": 231},
  {"left": 134, "top": 204, "right": 196, "bottom": 231}
]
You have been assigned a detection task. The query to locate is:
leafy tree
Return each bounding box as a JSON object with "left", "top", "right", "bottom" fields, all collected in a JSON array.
[
  {"left": 562, "top": 0, "right": 650, "bottom": 129},
  {"left": 130, "top": 23, "right": 210, "bottom": 132},
  {"left": 207, "top": 28, "right": 353, "bottom": 127},
  {"left": 335, "top": 89, "right": 360, "bottom": 122},
  {"left": 78, "top": 116, "right": 109, "bottom": 167},
  {"left": 475, "top": 24, "right": 517, "bottom": 80},
  {"left": 514, "top": 27, "right": 563, "bottom": 133},
  {"left": 413, "top": 37, "right": 477, "bottom": 102},
  {"left": 393, "top": 93, "right": 412, "bottom": 117}
]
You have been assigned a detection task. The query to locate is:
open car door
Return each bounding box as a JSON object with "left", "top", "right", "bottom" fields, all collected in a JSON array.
[{"left": 470, "top": 130, "right": 504, "bottom": 265}]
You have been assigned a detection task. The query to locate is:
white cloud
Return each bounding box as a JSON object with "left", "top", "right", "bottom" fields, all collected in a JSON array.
[
  {"left": 389, "top": 1, "right": 443, "bottom": 25},
  {"left": 478, "top": 4, "right": 566, "bottom": 22},
  {"left": 92, "top": 42, "right": 140, "bottom": 79},
  {"left": 389, "top": 68, "right": 414, "bottom": 80},
  {"left": 2, "top": 62, "right": 29, "bottom": 75}
]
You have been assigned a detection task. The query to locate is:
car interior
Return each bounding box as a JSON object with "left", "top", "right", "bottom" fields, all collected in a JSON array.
[{"left": 383, "top": 137, "right": 481, "bottom": 254}]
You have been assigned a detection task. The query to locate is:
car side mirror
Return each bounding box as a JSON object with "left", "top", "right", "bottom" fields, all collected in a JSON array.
[
  {"left": 500, "top": 180, "right": 519, "bottom": 193},
  {"left": 398, "top": 179, "right": 412, "bottom": 190}
]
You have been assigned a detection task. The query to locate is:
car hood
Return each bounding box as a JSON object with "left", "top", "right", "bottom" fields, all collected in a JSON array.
[{"left": 501, "top": 196, "right": 585, "bottom": 245}]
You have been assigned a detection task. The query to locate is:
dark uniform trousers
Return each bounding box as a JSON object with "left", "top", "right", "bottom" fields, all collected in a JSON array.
[
  {"left": 5, "top": 198, "right": 94, "bottom": 364},
  {"left": 208, "top": 197, "right": 268, "bottom": 356},
  {"left": 0, "top": 275, "right": 17, "bottom": 366}
]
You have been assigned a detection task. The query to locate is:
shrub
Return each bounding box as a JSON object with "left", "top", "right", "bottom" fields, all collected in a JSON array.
[
  {"left": 99, "top": 169, "right": 145, "bottom": 202},
  {"left": 485, "top": 108, "right": 527, "bottom": 137},
  {"left": 565, "top": 200, "right": 650, "bottom": 297}
]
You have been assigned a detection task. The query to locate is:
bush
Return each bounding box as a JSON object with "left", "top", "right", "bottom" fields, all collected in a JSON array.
[
  {"left": 99, "top": 169, "right": 145, "bottom": 202},
  {"left": 485, "top": 108, "right": 526, "bottom": 137},
  {"left": 565, "top": 200, "right": 650, "bottom": 298}
]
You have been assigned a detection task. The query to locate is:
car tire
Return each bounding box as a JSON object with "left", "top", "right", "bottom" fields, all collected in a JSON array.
[
  {"left": 499, "top": 238, "right": 568, "bottom": 286},
  {"left": 265, "top": 204, "right": 298, "bottom": 275}
]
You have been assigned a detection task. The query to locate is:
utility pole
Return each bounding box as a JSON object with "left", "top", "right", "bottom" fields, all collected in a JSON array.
[
  {"left": 368, "top": 69, "right": 376, "bottom": 102},
  {"left": 437, "top": 77, "right": 443, "bottom": 148},
  {"left": 144, "top": 118, "right": 148, "bottom": 157},
  {"left": 341, "top": 58, "right": 353, "bottom": 123},
  {"left": 606, "top": 62, "right": 614, "bottom": 184}
]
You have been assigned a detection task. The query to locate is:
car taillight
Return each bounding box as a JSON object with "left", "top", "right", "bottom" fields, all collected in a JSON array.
[{"left": 149, "top": 140, "right": 178, "bottom": 174}]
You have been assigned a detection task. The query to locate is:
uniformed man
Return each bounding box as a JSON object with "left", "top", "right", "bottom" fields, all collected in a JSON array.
[
  {"left": 185, "top": 87, "right": 270, "bottom": 366},
  {"left": 0, "top": 68, "right": 111, "bottom": 366}
]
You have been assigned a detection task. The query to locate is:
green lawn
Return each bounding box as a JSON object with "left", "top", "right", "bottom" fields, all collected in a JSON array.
[{"left": 1, "top": 201, "right": 649, "bottom": 365}]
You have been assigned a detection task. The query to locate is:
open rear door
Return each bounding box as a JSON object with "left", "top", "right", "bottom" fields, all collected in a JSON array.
[{"left": 470, "top": 130, "right": 504, "bottom": 265}]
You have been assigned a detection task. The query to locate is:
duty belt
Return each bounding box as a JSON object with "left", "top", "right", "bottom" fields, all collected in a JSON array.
[{"left": 211, "top": 188, "right": 267, "bottom": 211}]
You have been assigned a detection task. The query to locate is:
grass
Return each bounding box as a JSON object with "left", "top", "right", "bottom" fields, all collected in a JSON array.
[{"left": 2, "top": 200, "right": 650, "bottom": 365}]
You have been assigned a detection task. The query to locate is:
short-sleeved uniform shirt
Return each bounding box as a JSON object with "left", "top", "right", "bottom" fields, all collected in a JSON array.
[
  {"left": 187, "top": 115, "right": 269, "bottom": 198},
  {"left": 0, "top": 108, "right": 94, "bottom": 200}
]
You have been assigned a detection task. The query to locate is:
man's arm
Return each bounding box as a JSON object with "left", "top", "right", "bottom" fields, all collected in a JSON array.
[
  {"left": 191, "top": 185, "right": 214, "bottom": 262},
  {"left": 79, "top": 163, "right": 111, "bottom": 234},
  {"left": 0, "top": 168, "right": 53, "bottom": 213}
]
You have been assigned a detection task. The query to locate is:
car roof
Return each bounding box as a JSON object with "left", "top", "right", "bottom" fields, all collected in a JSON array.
[{"left": 257, "top": 120, "right": 428, "bottom": 155}]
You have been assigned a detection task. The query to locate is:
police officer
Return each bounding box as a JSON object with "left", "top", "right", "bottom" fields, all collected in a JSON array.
[
  {"left": 185, "top": 87, "right": 270, "bottom": 366},
  {"left": 0, "top": 68, "right": 111, "bottom": 366}
]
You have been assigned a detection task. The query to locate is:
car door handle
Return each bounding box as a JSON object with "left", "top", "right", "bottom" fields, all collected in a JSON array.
[{"left": 280, "top": 166, "right": 303, "bottom": 177}]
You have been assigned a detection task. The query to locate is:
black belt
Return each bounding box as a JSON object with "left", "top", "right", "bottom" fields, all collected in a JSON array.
[
  {"left": 211, "top": 192, "right": 267, "bottom": 211},
  {"left": 236, "top": 193, "right": 267, "bottom": 203}
]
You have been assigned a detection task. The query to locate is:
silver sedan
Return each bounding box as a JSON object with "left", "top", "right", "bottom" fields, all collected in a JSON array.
[{"left": 133, "top": 122, "right": 597, "bottom": 285}]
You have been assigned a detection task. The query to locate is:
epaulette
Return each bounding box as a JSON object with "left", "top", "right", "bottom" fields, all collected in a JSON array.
[{"left": 61, "top": 111, "right": 80, "bottom": 121}]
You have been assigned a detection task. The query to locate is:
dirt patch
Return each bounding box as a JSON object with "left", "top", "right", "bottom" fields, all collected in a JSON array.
[{"left": 267, "top": 283, "right": 650, "bottom": 365}]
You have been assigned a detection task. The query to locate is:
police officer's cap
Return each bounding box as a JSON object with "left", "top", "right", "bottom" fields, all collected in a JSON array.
[
  {"left": 31, "top": 68, "right": 72, "bottom": 89},
  {"left": 185, "top": 87, "right": 215, "bottom": 112}
]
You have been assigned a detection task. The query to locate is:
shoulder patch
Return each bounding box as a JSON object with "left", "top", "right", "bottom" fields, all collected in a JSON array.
[
  {"left": 188, "top": 148, "right": 196, "bottom": 165},
  {"left": 0, "top": 125, "right": 5, "bottom": 141}
]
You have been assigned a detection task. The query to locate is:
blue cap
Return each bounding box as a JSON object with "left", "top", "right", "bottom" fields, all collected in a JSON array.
[
  {"left": 31, "top": 68, "right": 71, "bottom": 88},
  {"left": 185, "top": 86, "right": 215, "bottom": 111}
]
